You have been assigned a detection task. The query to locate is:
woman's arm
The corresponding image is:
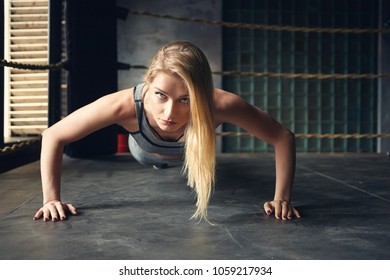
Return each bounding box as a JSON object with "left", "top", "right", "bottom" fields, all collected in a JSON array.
[
  {"left": 214, "top": 88, "right": 300, "bottom": 220},
  {"left": 33, "top": 88, "right": 136, "bottom": 221}
]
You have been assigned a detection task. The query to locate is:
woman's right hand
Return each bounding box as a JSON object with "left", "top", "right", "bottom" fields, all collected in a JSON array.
[{"left": 33, "top": 200, "right": 78, "bottom": 222}]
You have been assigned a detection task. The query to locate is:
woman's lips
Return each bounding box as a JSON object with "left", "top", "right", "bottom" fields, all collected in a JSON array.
[{"left": 160, "top": 119, "right": 176, "bottom": 126}]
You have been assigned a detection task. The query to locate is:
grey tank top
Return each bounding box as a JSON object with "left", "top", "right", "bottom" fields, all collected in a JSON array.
[{"left": 128, "top": 83, "right": 184, "bottom": 167}]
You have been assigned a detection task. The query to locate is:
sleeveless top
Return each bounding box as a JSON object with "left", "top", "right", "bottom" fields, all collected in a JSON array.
[{"left": 128, "top": 83, "right": 185, "bottom": 168}]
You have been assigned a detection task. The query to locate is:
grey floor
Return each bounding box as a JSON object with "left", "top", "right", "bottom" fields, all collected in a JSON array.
[{"left": 0, "top": 153, "right": 389, "bottom": 260}]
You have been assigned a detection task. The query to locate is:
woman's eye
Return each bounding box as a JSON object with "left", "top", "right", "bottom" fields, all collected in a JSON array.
[
  {"left": 181, "top": 98, "right": 190, "bottom": 104},
  {"left": 155, "top": 92, "right": 166, "bottom": 99}
]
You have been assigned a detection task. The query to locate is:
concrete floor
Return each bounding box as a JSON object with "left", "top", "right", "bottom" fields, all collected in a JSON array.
[{"left": 0, "top": 153, "right": 389, "bottom": 260}]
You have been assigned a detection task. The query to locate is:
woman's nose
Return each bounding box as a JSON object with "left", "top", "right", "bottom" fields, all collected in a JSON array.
[{"left": 164, "top": 101, "right": 175, "bottom": 119}]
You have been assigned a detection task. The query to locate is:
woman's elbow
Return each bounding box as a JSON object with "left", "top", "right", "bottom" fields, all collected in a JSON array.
[
  {"left": 274, "top": 128, "right": 295, "bottom": 148},
  {"left": 286, "top": 129, "right": 295, "bottom": 143},
  {"left": 41, "top": 127, "right": 66, "bottom": 147}
]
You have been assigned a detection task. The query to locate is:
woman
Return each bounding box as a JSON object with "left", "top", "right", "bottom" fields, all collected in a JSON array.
[{"left": 33, "top": 41, "right": 300, "bottom": 223}]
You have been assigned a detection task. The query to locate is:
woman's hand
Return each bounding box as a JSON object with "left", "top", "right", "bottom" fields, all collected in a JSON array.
[
  {"left": 263, "top": 200, "right": 300, "bottom": 220},
  {"left": 33, "top": 200, "right": 78, "bottom": 222}
]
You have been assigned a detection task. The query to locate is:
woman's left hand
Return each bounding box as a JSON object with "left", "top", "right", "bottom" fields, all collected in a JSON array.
[{"left": 263, "top": 200, "right": 301, "bottom": 220}]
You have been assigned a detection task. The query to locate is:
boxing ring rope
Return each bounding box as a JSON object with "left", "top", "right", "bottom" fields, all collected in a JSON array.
[
  {"left": 216, "top": 132, "right": 390, "bottom": 139},
  {"left": 0, "top": 59, "right": 67, "bottom": 71},
  {"left": 1, "top": 9, "right": 390, "bottom": 148},
  {"left": 0, "top": 139, "right": 41, "bottom": 154},
  {"left": 2, "top": 59, "right": 390, "bottom": 80},
  {"left": 127, "top": 10, "right": 390, "bottom": 34}
]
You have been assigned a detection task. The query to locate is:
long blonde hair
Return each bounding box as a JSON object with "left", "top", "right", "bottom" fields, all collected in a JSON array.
[{"left": 143, "top": 41, "right": 216, "bottom": 221}]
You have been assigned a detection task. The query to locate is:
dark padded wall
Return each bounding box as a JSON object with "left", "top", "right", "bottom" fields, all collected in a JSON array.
[{"left": 64, "top": 0, "right": 117, "bottom": 157}]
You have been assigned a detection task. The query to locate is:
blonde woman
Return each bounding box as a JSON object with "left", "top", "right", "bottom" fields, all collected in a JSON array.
[{"left": 33, "top": 41, "right": 300, "bottom": 223}]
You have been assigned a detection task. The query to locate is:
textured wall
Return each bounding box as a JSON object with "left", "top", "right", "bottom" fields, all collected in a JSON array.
[
  {"left": 116, "top": 0, "right": 222, "bottom": 90},
  {"left": 378, "top": 0, "right": 390, "bottom": 153}
]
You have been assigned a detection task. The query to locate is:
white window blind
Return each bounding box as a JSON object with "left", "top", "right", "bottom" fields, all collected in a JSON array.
[{"left": 4, "top": 0, "right": 49, "bottom": 137}]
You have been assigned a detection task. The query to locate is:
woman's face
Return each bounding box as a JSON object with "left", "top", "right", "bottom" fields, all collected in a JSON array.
[{"left": 145, "top": 72, "right": 190, "bottom": 135}]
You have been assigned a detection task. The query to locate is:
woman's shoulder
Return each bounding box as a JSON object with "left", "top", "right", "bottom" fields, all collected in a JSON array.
[
  {"left": 213, "top": 88, "right": 247, "bottom": 126},
  {"left": 108, "top": 87, "right": 135, "bottom": 110},
  {"left": 213, "top": 88, "right": 246, "bottom": 111},
  {"left": 106, "top": 87, "right": 139, "bottom": 131}
]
